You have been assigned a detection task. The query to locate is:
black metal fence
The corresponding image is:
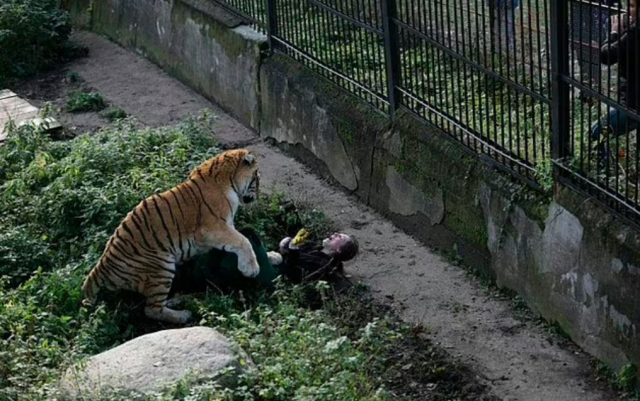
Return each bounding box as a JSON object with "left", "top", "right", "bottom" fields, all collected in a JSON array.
[
  {"left": 213, "top": 0, "right": 640, "bottom": 224},
  {"left": 557, "top": 0, "right": 640, "bottom": 223}
]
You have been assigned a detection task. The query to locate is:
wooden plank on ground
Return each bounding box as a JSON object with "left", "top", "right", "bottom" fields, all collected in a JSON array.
[
  {"left": 0, "top": 89, "right": 61, "bottom": 143},
  {"left": 0, "top": 90, "right": 17, "bottom": 101},
  {"left": 0, "top": 97, "right": 26, "bottom": 110}
]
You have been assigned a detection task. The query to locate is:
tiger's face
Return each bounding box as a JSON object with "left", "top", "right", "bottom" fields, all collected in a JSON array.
[{"left": 234, "top": 151, "right": 260, "bottom": 205}]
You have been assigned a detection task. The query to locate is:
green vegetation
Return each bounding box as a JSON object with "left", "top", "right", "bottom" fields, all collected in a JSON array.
[
  {"left": 66, "top": 71, "right": 82, "bottom": 84},
  {"left": 101, "top": 106, "right": 128, "bottom": 121},
  {"left": 0, "top": 115, "right": 484, "bottom": 400},
  {"left": 593, "top": 361, "right": 640, "bottom": 399},
  {"left": 0, "top": 0, "right": 85, "bottom": 85},
  {"left": 616, "top": 363, "right": 638, "bottom": 392},
  {"left": 0, "top": 115, "right": 218, "bottom": 397},
  {"left": 66, "top": 89, "right": 108, "bottom": 112}
]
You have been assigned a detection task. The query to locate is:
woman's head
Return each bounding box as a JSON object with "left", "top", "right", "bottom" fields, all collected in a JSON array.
[{"left": 322, "top": 233, "right": 359, "bottom": 261}]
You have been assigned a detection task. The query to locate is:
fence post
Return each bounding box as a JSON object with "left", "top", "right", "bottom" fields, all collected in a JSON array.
[
  {"left": 550, "top": 0, "right": 571, "bottom": 169},
  {"left": 380, "top": 0, "right": 401, "bottom": 119},
  {"left": 265, "top": 0, "right": 278, "bottom": 53}
]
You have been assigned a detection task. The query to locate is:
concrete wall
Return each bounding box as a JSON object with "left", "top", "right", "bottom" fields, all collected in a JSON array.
[
  {"left": 65, "top": 0, "right": 640, "bottom": 374},
  {"left": 61, "top": 0, "right": 266, "bottom": 130}
]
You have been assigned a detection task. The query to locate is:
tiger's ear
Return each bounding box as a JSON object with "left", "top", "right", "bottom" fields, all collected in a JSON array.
[{"left": 243, "top": 153, "right": 256, "bottom": 166}]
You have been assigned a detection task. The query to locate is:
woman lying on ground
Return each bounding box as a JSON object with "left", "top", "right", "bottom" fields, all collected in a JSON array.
[{"left": 171, "top": 228, "right": 359, "bottom": 295}]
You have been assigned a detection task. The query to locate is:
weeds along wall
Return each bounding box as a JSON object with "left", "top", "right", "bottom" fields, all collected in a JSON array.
[{"left": 62, "top": 0, "right": 640, "bottom": 376}]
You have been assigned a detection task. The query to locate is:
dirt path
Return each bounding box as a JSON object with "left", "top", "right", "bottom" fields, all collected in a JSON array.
[{"left": 15, "top": 31, "right": 619, "bottom": 401}]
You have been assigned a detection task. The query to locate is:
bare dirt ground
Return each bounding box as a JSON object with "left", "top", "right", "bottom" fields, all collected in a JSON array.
[{"left": 11, "top": 31, "right": 623, "bottom": 401}]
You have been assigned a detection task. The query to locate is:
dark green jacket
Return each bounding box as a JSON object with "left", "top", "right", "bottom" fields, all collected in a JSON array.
[{"left": 171, "top": 228, "right": 279, "bottom": 295}]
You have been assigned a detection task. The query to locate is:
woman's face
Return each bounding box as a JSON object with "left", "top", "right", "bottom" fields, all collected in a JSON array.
[{"left": 322, "top": 233, "right": 351, "bottom": 254}]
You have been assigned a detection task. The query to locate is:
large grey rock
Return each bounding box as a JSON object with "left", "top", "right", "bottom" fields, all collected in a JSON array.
[{"left": 60, "top": 327, "right": 252, "bottom": 399}]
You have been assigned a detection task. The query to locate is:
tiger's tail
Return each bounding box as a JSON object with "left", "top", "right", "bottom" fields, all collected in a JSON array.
[{"left": 81, "top": 266, "right": 102, "bottom": 307}]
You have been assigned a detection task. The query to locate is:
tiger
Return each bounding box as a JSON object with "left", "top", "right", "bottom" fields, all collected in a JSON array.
[{"left": 82, "top": 148, "right": 261, "bottom": 323}]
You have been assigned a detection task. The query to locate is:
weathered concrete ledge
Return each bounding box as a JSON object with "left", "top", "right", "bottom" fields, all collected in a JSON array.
[{"left": 64, "top": 0, "right": 640, "bottom": 375}]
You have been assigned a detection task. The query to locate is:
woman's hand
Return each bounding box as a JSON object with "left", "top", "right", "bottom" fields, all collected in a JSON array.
[
  {"left": 610, "top": 14, "right": 625, "bottom": 34},
  {"left": 279, "top": 237, "right": 293, "bottom": 254}
]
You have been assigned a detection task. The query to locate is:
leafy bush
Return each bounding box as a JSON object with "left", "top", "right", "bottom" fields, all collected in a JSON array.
[
  {"left": 0, "top": 0, "right": 83, "bottom": 85},
  {"left": 0, "top": 115, "right": 217, "bottom": 284},
  {"left": 0, "top": 115, "right": 223, "bottom": 395},
  {"left": 196, "top": 284, "right": 395, "bottom": 401},
  {"left": 66, "top": 89, "right": 108, "bottom": 112}
]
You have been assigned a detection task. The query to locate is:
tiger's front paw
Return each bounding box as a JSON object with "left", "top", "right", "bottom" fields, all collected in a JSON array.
[{"left": 239, "top": 257, "right": 260, "bottom": 278}]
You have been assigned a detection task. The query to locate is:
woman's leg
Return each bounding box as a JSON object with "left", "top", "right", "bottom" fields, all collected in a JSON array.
[
  {"left": 606, "top": 107, "right": 639, "bottom": 136},
  {"left": 591, "top": 108, "right": 638, "bottom": 163},
  {"left": 591, "top": 108, "right": 618, "bottom": 162}
]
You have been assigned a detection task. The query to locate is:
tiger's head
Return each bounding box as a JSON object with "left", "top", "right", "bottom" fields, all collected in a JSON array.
[
  {"left": 191, "top": 148, "right": 260, "bottom": 205},
  {"left": 233, "top": 150, "right": 260, "bottom": 205}
]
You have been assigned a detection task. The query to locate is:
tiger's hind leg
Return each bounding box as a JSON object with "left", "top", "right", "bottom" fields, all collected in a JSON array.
[
  {"left": 165, "top": 294, "right": 186, "bottom": 308},
  {"left": 144, "top": 304, "right": 192, "bottom": 324},
  {"left": 144, "top": 295, "right": 192, "bottom": 324},
  {"left": 143, "top": 271, "right": 192, "bottom": 324}
]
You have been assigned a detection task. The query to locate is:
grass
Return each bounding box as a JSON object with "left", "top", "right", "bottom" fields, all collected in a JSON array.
[
  {"left": 0, "top": 114, "right": 488, "bottom": 400},
  {"left": 66, "top": 89, "right": 108, "bottom": 112},
  {"left": 101, "top": 106, "right": 128, "bottom": 121}
]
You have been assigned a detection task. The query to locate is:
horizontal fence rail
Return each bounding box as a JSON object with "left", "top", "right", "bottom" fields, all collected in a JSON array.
[
  {"left": 213, "top": 0, "right": 267, "bottom": 28},
  {"left": 213, "top": 0, "right": 640, "bottom": 225}
]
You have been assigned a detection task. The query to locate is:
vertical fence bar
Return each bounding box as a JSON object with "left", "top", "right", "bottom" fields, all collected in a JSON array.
[
  {"left": 380, "top": 0, "right": 401, "bottom": 118},
  {"left": 550, "top": 0, "right": 571, "bottom": 169},
  {"left": 265, "top": 0, "right": 278, "bottom": 52}
]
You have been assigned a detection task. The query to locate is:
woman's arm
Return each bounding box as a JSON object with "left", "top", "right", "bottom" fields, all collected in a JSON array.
[
  {"left": 279, "top": 237, "right": 293, "bottom": 254},
  {"left": 600, "top": 31, "right": 624, "bottom": 65},
  {"left": 600, "top": 14, "right": 632, "bottom": 65}
]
